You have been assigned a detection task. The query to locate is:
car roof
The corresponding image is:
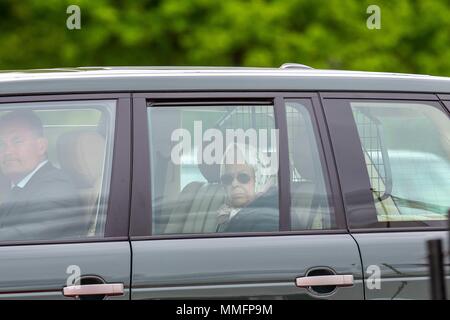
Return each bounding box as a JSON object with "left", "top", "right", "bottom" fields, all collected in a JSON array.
[{"left": 0, "top": 66, "right": 449, "bottom": 95}]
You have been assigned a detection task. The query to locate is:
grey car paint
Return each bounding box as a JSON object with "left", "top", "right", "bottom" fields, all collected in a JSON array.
[
  {"left": 355, "top": 231, "right": 450, "bottom": 299},
  {"left": 0, "top": 242, "right": 131, "bottom": 300},
  {"left": 0, "top": 68, "right": 450, "bottom": 95},
  {"left": 131, "top": 234, "right": 364, "bottom": 300},
  {"left": 0, "top": 67, "right": 448, "bottom": 300}
]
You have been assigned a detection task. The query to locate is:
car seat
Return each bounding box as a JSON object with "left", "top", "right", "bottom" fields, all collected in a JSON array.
[
  {"left": 164, "top": 154, "right": 226, "bottom": 234},
  {"left": 57, "top": 130, "right": 106, "bottom": 236}
]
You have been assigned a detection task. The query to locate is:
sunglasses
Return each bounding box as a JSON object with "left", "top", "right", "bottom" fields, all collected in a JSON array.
[{"left": 220, "top": 172, "right": 253, "bottom": 185}]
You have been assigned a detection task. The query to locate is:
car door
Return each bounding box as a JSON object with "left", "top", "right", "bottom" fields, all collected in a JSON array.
[
  {"left": 0, "top": 94, "right": 131, "bottom": 299},
  {"left": 130, "top": 92, "right": 364, "bottom": 300},
  {"left": 322, "top": 92, "right": 450, "bottom": 299}
]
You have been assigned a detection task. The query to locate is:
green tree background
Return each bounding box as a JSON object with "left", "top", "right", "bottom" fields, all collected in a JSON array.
[{"left": 0, "top": 0, "right": 449, "bottom": 75}]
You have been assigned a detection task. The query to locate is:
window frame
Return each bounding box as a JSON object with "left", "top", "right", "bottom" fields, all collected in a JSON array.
[
  {"left": 0, "top": 93, "right": 131, "bottom": 246},
  {"left": 321, "top": 91, "right": 450, "bottom": 232},
  {"left": 441, "top": 100, "right": 450, "bottom": 113},
  {"left": 130, "top": 92, "right": 347, "bottom": 240},
  {"left": 437, "top": 94, "right": 450, "bottom": 101},
  {"left": 285, "top": 99, "right": 344, "bottom": 230}
]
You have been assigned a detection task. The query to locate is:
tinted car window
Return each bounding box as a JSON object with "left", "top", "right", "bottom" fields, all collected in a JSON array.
[
  {"left": 286, "top": 101, "right": 335, "bottom": 230},
  {"left": 350, "top": 102, "right": 450, "bottom": 224},
  {"left": 0, "top": 100, "right": 116, "bottom": 241},
  {"left": 148, "top": 104, "right": 280, "bottom": 235}
]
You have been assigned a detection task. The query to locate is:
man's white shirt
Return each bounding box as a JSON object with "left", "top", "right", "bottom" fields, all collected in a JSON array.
[{"left": 11, "top": 160, "right": 48, "bottom": 189}]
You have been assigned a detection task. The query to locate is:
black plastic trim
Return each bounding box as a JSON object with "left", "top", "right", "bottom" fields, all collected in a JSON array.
[
  {"left": 274, "top": 96, "right": 291, "bottom": 231},
  {"left": 130, "top": 229, "right": 347, "bottom": 241}
]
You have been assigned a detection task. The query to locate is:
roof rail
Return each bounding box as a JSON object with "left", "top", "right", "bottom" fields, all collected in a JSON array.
[{"left": 279, "top": 63, "right": 313, "bottom": 70}]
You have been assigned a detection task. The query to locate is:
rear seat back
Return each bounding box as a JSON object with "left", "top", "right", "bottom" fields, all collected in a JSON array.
[
  {"left": 164, "top": 181, "right": 204, "bottom": 234},
  {"left": 164, "top": 159, "right": 226, "bottom": 234},
  {"left": 182, "top": 184, "right": 225, "bottom": 233},
  {"left": 57, "top": 130, "right": 106, "bottom": 235}
]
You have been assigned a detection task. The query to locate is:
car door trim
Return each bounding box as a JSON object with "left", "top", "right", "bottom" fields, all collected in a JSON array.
[{"left": 296, "top": 274, "right": 354, "bottom": 287}]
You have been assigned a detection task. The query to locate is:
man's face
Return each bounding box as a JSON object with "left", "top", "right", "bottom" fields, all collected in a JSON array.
[
  {"left": 0, "top": 122, "right": 47, "bottom": 182},
  {"left": 221, "top": 163, "right": 256, "bottom": 207}
]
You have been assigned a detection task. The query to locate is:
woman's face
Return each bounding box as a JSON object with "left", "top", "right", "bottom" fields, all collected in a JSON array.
[{"left": 221, "top": 163, "right": 256, "bottom": 207}]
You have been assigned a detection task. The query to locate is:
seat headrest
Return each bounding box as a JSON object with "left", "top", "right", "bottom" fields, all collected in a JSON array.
[
  {"left": 57, "top": 130, "right": 106, "bottom": 188},
  {"left": 197, "top": 139, "right": 221, "bottom": 183},
  {"left": 198, "top": 162, "right": 221, "bottom": 183}
]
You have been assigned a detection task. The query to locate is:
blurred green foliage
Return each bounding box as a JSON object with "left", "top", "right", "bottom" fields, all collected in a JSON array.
[{"left": 0, "top": 0, "right": 449, "bottom": 75}]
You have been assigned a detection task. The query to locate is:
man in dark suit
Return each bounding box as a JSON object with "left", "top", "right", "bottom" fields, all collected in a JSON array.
[{"left": 0, "top": 110, "right": 85, "bottom": 241}]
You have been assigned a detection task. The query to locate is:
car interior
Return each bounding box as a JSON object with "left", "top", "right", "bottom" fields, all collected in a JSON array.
[
  {"left": 150, "top": 103, "right": 332, "bottom": 234},
  {"left": 352, "top": 104, "right": 450, "bottom": 223},
  {"left": 0, "top": 106, "right": 112, "bottom": 238}
]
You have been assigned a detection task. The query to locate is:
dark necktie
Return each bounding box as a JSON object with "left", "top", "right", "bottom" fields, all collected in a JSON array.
[
  {"left": 0, "top": 186, "right": 22, "bottom": 227},
  {"left": 9, "top": 185, "right": 23, "bottom": 199}
]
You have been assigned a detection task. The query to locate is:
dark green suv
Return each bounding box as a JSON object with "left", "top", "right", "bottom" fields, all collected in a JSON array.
[{"left": 0, "top": 66, "right": 449, "bottom": 299}]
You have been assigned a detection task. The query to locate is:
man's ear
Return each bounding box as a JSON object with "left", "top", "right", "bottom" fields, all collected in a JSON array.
[{"left": 37, "top": 137, "right": 49, "bottom": 156}]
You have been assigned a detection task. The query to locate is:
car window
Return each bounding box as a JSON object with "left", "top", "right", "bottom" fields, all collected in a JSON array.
[
  {"left": 0, "top": 100, "right": 116, "bottom": 242},
  {"left": 286, "top": 101, "right": 335, "bottom": 230},
  {"left": 350, "top": 102, "right": 450, "bottom": 225},
  {"left": 148, "top": 103, "right": 280, "bottom": 235},
  {"left": 147, "top": 100, "right": 337, "bottom": 235}
]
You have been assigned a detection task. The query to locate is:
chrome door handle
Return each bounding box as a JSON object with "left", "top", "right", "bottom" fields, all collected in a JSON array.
[
  {"left": 296, "top": 275, "right": 354, "bottom": 288},
  {"left": 63, "top": 283, "right": 124, "bottom": 297}
]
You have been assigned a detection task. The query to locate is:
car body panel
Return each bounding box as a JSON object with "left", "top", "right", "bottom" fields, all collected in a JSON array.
[
  {"left": 0, "top": 94, "right": 132, "bottom": 300},
  {"left": 0, "top": 241, "right": 131, "bottom": 300},
  {"left": 0, "top": 67, "right": 448, "bottom": 300},
  {"left": 354, "top": 231, "right": 450, "bottom": 299},
  {"left": 131, "top": 234, "right": 364, "bottom": 299},
  {"left": 0, "top": 68, "right": 449, "bottom": 95}
]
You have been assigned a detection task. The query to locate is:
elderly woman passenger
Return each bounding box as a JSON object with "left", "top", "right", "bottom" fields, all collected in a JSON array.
[{"left": 216, "top": 143, "right": 278, "bottom": 232}]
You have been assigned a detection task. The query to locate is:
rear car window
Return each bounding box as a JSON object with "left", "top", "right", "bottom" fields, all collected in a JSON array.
[
  {"left": 147, "top": 101, "right": 336, "bottom": 235},
  {"left": 350, "top": 102, "right": 450, "bottom": 225},
  {"left": 148, "top": 104, "right": 280, "bottom": 235}
]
